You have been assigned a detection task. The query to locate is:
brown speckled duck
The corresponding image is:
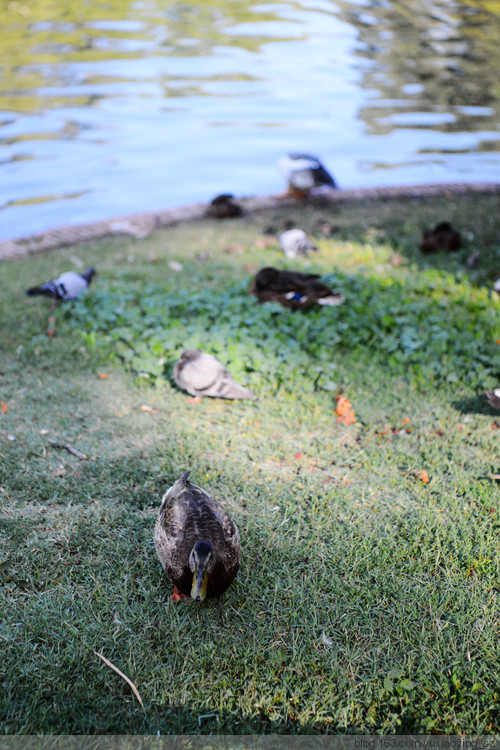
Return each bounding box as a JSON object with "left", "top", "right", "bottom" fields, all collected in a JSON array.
[
  {"left": 154, "top": 471, "right": 240, "bottom": 602},
  {"left": 420, "top": 222, "right": 461, "bottom": 253},
  {"left": 206, "top": 194, "right": 243, "bottom": 219},
  {"left": 250, "top": 266, "right": 345, "bottom": 311}
]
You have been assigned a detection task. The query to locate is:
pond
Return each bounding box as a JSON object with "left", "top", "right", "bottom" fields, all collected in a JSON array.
[{"left": 1, "top": 0, "right": 499, "bottom": 240}]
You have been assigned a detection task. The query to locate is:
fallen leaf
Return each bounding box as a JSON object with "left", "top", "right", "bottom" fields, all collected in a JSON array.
[
  {"left": 335, "top": 395, "right": 356, "bottom": 425},
  {"left": 187, "top": 396, "right": 201, "bottom": 404},
  {"left": 415, "top": 469, "right": 430, "bottom": 483},
  {"left": 1, "top": 402, "right": 8, "bottom": 413},
  {"left": 140, "top": 404, "right": 157, "bottom": 413},
  {"left": 243, "top": 264, "right": 256, "bottom": 272},
  {"left": 254, "top": 236, "right": 276, "bottom": 249},
  {"left": 98, "top": 372, "right": 108, "bottom": 380},
  {"left": 390, "top": 253, "right": 404, "bottom": 267},
  {"left": 401, "top": 417, "right": 411, "bottom": 425},
  {"left": 47, "top": 316, "right": 56, "bottom": 338},
  {"left": 293, "top": 452, "right": 303, "bottom": 459}
]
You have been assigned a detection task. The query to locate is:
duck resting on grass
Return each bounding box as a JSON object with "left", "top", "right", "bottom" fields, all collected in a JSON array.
[
  {"left": 419, "top": 222, "right": 461, "bottom": 253},
  {"left": 154, "top": 471, "right": 240, "bottom": 601},
  {"left": 278, "top": 153, "right": 337, "bottom": 197},
  {"left": 250, "top": 267, "right": 345, "bottom": 310},
  {"left": 25, "top": 267, "right": 96, "bottom": 301},
  {"left": 173, "top": 349, "right": 256, "bottom": 400},
  {"left": 206, "top": 193, "right": 243, "bottom": 219}
]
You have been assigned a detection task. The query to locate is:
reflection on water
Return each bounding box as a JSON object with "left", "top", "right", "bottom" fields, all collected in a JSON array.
[{"left": 0, "top": 0, "right": 499, "bottom": 239}]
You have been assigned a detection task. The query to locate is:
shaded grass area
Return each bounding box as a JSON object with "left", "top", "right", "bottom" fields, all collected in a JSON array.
[{"left": 0, "top": 193, "right": 499, "bottom": 734}]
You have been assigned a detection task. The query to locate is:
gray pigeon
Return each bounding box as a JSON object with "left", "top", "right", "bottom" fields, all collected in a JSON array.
[
  {"left": 279, "top": 229, "right": 317, "bottom": 259},
  {"left": 25, "top": 267, "right": 96, "bottom": 301},
  {"left": 173, "top": 350, "right": 256, "bottom": 399}
]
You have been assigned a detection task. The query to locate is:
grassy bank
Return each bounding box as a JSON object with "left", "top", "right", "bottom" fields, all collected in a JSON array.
[{"left": 0, "top": 193, "right": 499, "bottom": 734}]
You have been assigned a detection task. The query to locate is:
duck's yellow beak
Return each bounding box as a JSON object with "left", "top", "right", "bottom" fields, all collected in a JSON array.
[{"left": 191, "top": 568, "right": 208, "bottom": 602}]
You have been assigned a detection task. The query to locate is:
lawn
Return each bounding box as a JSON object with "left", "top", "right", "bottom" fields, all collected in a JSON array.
[{"left": 0, "top": 192, "right": 499, "bottom": 735}]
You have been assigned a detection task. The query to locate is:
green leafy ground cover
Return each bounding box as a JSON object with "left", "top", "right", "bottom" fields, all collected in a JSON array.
[{"left": 0, "top": 193, "right": 499, "bottom": 734}]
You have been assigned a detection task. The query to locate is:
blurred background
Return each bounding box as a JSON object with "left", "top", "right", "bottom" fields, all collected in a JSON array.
[{"left": 1, "top": 0, "right": 499, "bottom": 240}]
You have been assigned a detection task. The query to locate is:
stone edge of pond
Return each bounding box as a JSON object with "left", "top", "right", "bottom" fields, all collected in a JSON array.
[{"left": 1, "top": 182, "right": 499, "bottom": 262}]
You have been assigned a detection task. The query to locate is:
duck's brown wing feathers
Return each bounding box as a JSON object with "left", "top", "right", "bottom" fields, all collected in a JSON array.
[{"left": 154, "top": 475, "right": 240, "bottom": 597}]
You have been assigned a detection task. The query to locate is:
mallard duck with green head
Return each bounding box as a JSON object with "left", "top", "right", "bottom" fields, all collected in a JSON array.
[{"left": 154, "top": 471, "right": 240, "bottom": 602}]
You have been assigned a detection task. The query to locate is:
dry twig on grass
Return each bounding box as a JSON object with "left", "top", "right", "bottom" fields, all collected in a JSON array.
[
  {"left": 48, "top": 439, "right": 87, "bottom": 460},
  {"left": 94, "top": 651, "right": 144, "bottom": 709}
]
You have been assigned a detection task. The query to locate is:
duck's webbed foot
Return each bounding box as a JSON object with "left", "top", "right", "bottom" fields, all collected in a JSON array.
[{"left": 172, "top": 585, "right": 190, "bottom": 602}]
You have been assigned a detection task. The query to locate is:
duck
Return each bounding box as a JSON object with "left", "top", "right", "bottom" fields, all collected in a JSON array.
[
  {"left": 279, "top": 228, "right": 317, "bottom": 259},
  {"left": 25, "top": 267, "right": 96, "bottom": 301},
  {"left": 250, "top": 267, "right": 345, "bottom": 310},
  {"left": 206, "top": 193, "right": 243, "bottom": 219},
  {"left": 154, "top": 471, "right": 240, "bottom": 601},
  {"left": 173, "top": 349, "right": 256, "bottom": 399},
  {"left": 420, "top": 222, "right": 461, "bottom": 253},
  {"left": 278, "top": 153, "right": 337, "bottom": 197},
  {"left": 485, "top": 389, "right": 500, "bottom": 409}
]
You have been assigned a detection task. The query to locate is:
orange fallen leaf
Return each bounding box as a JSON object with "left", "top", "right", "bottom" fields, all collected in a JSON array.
[
  {"left": 1, "top": 402, "right": 8, "bottom": 414},
  {"left": 254, "top": 236, "right": 276, "bottom": 249},
  {"left": 415, "top": 469, "right": 430, "bottom": 483},
  {"left": 496, "top": 339, "right": 500, "bottom": 345},
  {"left": 47, "top": 315, "right": 56, "bottom": 338},
  {"left": 335, "top": 395, "right": 356, "bottom": 425},
  {"left": 294, "top": 452, "right": 303, "bottom": 459},
  {"left": 187, "top": 396, "right": 201, "bottom": 404},
  {"left": 224, "top": 244, "right": 246, "bottom": 255},
  {"left": 98, "top": 372, "right": 108, "bottom": 379},
  {"left": 401, "top": 417, "right": 411, "bottom": 425}
]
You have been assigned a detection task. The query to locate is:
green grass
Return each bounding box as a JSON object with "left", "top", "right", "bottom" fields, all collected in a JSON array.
[{"left": 0, "top": 193, "right": 499, "bottom": 735}]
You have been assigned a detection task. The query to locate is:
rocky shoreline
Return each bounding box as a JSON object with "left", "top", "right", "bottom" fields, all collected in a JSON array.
[{"left": 1, "top": 181, "right": 499, "bottom": 261}]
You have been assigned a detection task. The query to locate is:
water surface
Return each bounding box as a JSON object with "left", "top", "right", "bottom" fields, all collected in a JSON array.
[{"left": 1, "top": 0, "right": 499, "bottom": 239}]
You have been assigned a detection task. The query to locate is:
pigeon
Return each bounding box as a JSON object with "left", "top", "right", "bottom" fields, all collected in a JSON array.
[
  {"left": 278, "top": 153, "right": 337, "bottom": 197},
  {"left": 173, "top": 350, "right": 256, "bottom": 400},
  {"left": 279, "top": 228, "right": 317, "bottom": 259},
  {"left": 250, "top": 267, "right": 345, "bottom": 310},
  {"left": 485, "top": 389, "right": 500, "bottom": 410},
  {"left": 25, "top": 267, "right": 96, "bottom": 301},
  {"left": 420, "top": 222, "right": 461, "bottom": 253}
]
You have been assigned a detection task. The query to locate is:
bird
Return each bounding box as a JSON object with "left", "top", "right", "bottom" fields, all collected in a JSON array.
[
  {"left": 250, "top": 267, "right": 345, "bottom": 310},
  {"left": 485, "top": 389, "right": 500, "bottom": 409},
  {"left": 25, "top": 267, "right": 96, "bottom": 301},
  {"left": 278, "top": 153, "right": 337, "bottom": 197},
  {"left": 206, "top": 194, "right": 243, "bottom": 219},
  {"left": 154, "top": 470, "right": 240, "bottom": 601},
  {"left": 419, "top": 222, "right": 461, "bottom": 253},
  {"left": 279, "top": 228, "right": 317, "bottom": 259},
  {"left": 173, "top": 349, "right": 256, "bottom": 399}
]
